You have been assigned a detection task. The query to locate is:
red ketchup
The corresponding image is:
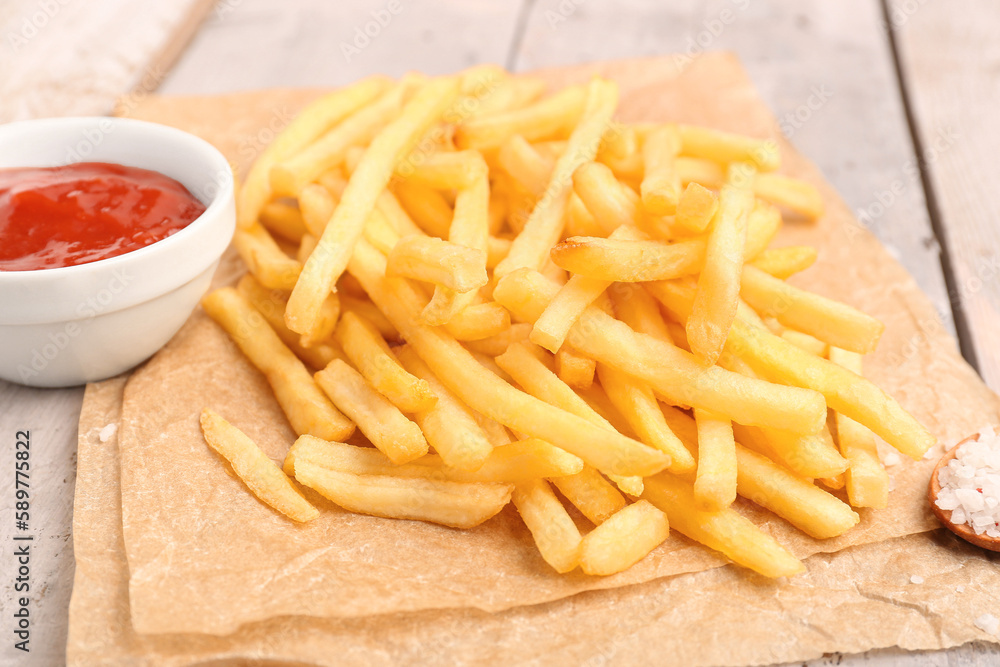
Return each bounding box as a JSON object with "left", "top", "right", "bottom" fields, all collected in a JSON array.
[{"left": 0, "top": 162, "right": 206, "bottom": 271}]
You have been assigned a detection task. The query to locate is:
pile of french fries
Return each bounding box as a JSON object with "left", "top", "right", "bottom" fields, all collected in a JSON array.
[{"left": 199, "top": 65, "right": 935, "bottom": 579}]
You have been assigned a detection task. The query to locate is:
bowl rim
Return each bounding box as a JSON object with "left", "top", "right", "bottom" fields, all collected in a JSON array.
[{"left": 0, "top": 116, "right": 234, "bottom": 284}]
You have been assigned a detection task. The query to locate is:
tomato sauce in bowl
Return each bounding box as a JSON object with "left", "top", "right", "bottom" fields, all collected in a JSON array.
[{"left": 0, "top": 162, "right": 206, "bottom": 271}]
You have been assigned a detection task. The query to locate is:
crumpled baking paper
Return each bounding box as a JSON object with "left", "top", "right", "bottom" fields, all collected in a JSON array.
[{"left": 67, "top": 53, "right": 1000, "bottom": 664}]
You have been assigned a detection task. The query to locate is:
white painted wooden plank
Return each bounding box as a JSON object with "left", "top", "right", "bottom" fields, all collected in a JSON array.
[
  {"left": 0, "top": 382, "right": 83, "bottom": 666},
  {"left": 0, "top": 0, "right": 215, "bottom": 122},
  {"left": 159, "top": 0, "right": 529, "bottom": 94},
  {"left": 511, "top": 0, "right": 956, "bottom": 338},
  {"left": 888, "top": 0, "right": 1000, "bottom": 390}
]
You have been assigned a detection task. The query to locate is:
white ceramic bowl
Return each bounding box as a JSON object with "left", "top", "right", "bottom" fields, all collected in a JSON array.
[{"left": 0, "top": 117, "right": 235, "bottom": 387}]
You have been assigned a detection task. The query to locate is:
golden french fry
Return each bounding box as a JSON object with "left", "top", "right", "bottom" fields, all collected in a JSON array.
[
  {"left": 236, "top": 274, "right": 342, "bottom": 371},
  {"left": 270, "top": 82, "right": 412, "bottom": 197},
  {"left": 442, "top": 301, "right": 511, "bottom": 341},
  {"left": 727, "top": 317, "right": 934, "bottom": 459},
  {"left": 340, "top": 293, "right": 399, "bottom": 341},
  {"left": 744, "top": 200, "right": 782, "bottom": 261},
  {"left": 678, "top": 124, "right": 780, "bottom": 171},
  {"left": 740, "top": 264, "right": 884, "bottom": 354},
  {"left": 455, "top": 84, "right": 587, "bottom": 150},
  {"left": 512, "top": 478, "right": 582, "bottom": 573},
  {"left": 674, "top": 182, "right": 719, "bottom": 234},
  {"left": 295, "top": 460, "right": 511, "bottom": 529},
  {"left": 398, "top": 150, "right": 485, "bottom": 189},
  {"left": 610, "top": 283, "right": 674, "bottom": 343},
  {"left": 498, "top": 134, "right": 554, "bottom": 196},
  {"left": 550, "top": 236, "right": 705, "bottom": 282},
  {"left": 202, "top": 288, "right": 354, "bottom": 441},
  {"left": 642, "top": 474, "right": 805, "bottom": 578},
  {"left": 735, "top": 445, "right": 860, "bottom": 538},
  {"left": 348, "top": 239, "right": 669, "bottom": 477},
  {"left": 233, "top": 224, "right": 303, "bottom": 291},
  {"left": 286, "top": 77, "right": 461, "bottom": 337},
  {"left": 572, "top": 161, "right": 641, "bottom": 235},
  {"left": 386, "top": 235, "right": 488, "bottom": 293},
  {"left": 780, "top": 329, "right": 828, "bottom": 357},
  {"left": 288, "top": 434, "right": 581, "bottom": 484},
  {"left": 693, "top": 409, "right": 737, "bottom": 511},
  {"left": 579, "top": 500, "right": 670, "bottom": 576},
  {"left": 640, "top": 124, "right": 683, "bottom": 215},
  {"left": 550, "top": 466, "right": 627, "bottom": 526},
  {"left": 200, "top": 409, "right": 318, "bottom": 522},
  {"left": 687, "top": 164, "right": 755, "bottom": 364},
  {"left": 315, "top": 359, "right": 429, "bottom": 464},
  {"left": 259, "top": 201, "right": 307, "bottom": 243},
  {"left": 829, "top": 347, "right": 890, "bottom": 509},
  {"left": 394, "top": 345, "right": 494, "bottom": 471},
  {"left": 555, "top": 347, "right": 596, "bottom": 389},
  {"left": 238, "top": 75, "right": 390, "bottom": 228},
  {"left": 494, "top": 268, "right": 827, "bottom": 434},
  {"left": 334, "top": 311, "right": 437, "bottom": 413},
  {"left": 462, "top": 322, "right": 532, "bottom": 356},
  {"left": 565, "top": 191, "right": 603, "bottom": 237},
  {"left": 298, "top": 183, "right": 336, "bottom": 236},
  {"left": 466, "top": 76, "right": 547, "bottom": 119},
  {"left": 423, "top": 161, "right": 490, "bottom": 325},
  {"left": 494, "top": 79, "right": 619, "bottom": 279},
  {"left": 596, "top": 363, "right": 695, "bottom": 473},
  {"left": 392, "top": 179, "right": 453, "bottom": 237},
  {"left": 748, "top": 245, "right": 818, "bottom": 279},
  {"left": 754, "top": 172, "right": 824, "bottom": 220}
]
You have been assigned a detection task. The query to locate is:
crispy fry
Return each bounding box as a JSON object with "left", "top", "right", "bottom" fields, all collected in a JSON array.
[
  {"left": 270, "top": 82, "right": 411, "bottom": 197},
  {"left": 579, "top": 500, "right": 670, "bottom": 576},
  {"left": 348, "top": 239, "right": 669, "bottom": 477},
  {"left": 555, "top": 347, "right": 596, "bottom": 389},
  {"left": 512, "top": 478, "right": 582, "bottom": 573},
  {"left": 386, "top": 235, "right": 488, "bottom": 293},
  {"left": 674, "top": 182, "right": 719, "bottom": 234},
  {"left": 315, "top": 359, "right": 429, "bottom": 464},
  {"left": 610, "top": 283, "right": 674, "bottom": 343},
  {"left": 829, "top": 347, "right": 890, "bottom": 509},
  {"left": 748, "top": 245, "right": 818, "bottom": 279},
  {"left": 394, "top": 345, "right": 494, "bottom": 471},
  {"left": 298, "top": 183, "right": 336, "bottom": 236},
  {"left": 498, "top": 134, "right": 553, "bottom": 196},
  {"left": 572, "top": 161, "right": 641, "bottom": 235},
  {"left": 334, "top": 311, "right": 436, "bottom": 413},
  {"left": 693, "top": 409, "right": 737, "bottom": 511},
  {"left": 687, "top": 164, "right": 755, "bottom": 363},
  {"left": 202, "top": 288, "right": 353, "bottom": 440},
  {"left": 238, "top": 75, "right": 390, "bottom": 229},
  {"left": 392, "top": 179, "right": 453, "bottom": 238},
  {"left": 456, "top": 84, "right": 587, "bottom": 150},
  {"left": 642, "top": 474, "right": 805, "bottom": 578},
  {"left": 727, "top": 317, "right": 935, "bottom": 459},
  {"left": 494, "top": 79, "right": 619, "bottom": 279},
  {"left": 296, "top": 460, "right": 511, "bottom": 529},
  {"left": 259, "top": 201, "right": 307, "bottom": 242},
  {"left": 494, "top": 268, "right": 827, "bottom": 434},
  {"left": 550, "top": 466, "right": 627, "bottom": 526},
  {"left": 550, "top": 236, "right": 705, "bottom": 282},
  {"left": 286, "top": 77, "right": 461, "bottom": 336},
  {"left": 640, "top": 124, "right": 683, "bottom": 215},
  {"left": 740, "top": 264, "right": 884, "bottom": 354},
  {"left": 443, "top": 301, "right": 511, "bottom": 341},
  {"left": 200, "top": 409, "right": 319, "bottom": 522},
  {"left": 678, "top": 124, "right": 780, "bottom": 171},
  {"left": 233, "top": 224, "right": 303, "bottom": 291}
]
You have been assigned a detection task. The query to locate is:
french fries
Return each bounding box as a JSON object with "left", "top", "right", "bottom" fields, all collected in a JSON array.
[
  {"left": 201, "top": 64, "right": 932, "bottom": 580},
  {"left": 201, "top": 408, "right": 319, "bottom": 522}
]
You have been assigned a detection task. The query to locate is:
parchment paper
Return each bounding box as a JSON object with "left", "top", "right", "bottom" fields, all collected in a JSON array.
[
  {"left": 66, "top": 53, "right": 1000, "bottom": 661},
  {"left": 68, "top": 373, "right": 1000, "bottom": 667}
]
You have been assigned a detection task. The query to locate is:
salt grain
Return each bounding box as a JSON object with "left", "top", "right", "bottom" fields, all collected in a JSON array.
[
  {"left": 956, "top": 585, "right": 966, "bottom": 593},
  {"left": 975, "top": 613, "right": 999, "bottom": 636},
  {"left": 98, "top": 423, "right": 118, "bottom": 443},
  {"left": 882, "top": 452, "right": 902, "bottom": 467},
  {"left": 934, "top": 429, "right": 1000, "bottom": 537},
  {"left": 910, "top": 575, "right": 924, "bottom": 584}
]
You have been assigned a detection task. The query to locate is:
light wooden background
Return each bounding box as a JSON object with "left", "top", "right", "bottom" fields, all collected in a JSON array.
[{"left": 1, "top": 0, "right": 999, "bottom": 665}]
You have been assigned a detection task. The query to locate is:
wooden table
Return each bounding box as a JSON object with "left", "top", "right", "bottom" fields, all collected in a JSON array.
[{"left": 2, "top": 1, "right": 998, "bottom": 664}]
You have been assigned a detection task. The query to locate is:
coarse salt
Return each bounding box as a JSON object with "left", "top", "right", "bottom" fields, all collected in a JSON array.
[
  {"left": 975, "top": 613, "right": 999, "bottom": 636},
  {"left": 98, "top": 423, "right": 118, "bottom": 443},
  {"left": 910, "top": 575, "right": 924, "bottom": 584},
  {"left": 882, "top": 452, "right": 902, "bottom": 467},
  {"left": 934, "top": 428, "right": 1000, "bottom": 537}
]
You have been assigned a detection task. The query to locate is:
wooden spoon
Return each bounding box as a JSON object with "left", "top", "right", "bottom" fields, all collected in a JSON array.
[{"left": 928, "top": 430, "right": 1000, "bottom": 552}]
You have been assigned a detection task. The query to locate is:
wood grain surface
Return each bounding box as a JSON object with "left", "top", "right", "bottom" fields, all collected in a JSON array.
[{"left": 1, "top": 0, "right": 998, "bottom": 665}]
